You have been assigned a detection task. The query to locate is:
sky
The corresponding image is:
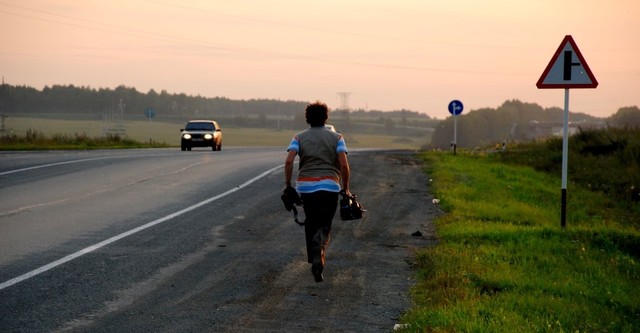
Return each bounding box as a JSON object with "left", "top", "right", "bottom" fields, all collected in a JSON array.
[{"left": 1, "top": 0, "right": 638, "bottom": 119}]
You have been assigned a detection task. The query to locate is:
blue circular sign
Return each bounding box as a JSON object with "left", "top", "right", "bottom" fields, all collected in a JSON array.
[
  {"left": 448, "top": 100, "right": 464, "bottom": 115},
  {"left": 144, "top": 107, "right": 156, "bottom": 119}
]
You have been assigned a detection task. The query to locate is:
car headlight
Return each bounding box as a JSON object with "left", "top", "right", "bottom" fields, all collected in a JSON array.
[
  {"left": 204, "top": 134, "right": 213, "bottom": 140},
  {"left": 183, "top": 134, "right": 192, "bottom": 139}
]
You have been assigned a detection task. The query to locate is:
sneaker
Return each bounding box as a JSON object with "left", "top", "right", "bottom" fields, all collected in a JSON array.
[
  {"left": 311, "top": 247, "right": 324, "bottom": 282},
  {"left": 312, "top": 260, "right": 324, "bottom": 282}
]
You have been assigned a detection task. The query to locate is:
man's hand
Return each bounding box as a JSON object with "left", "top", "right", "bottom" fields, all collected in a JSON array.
[{"left": 284, "top": 150, "right": 297, "bottom": 191}]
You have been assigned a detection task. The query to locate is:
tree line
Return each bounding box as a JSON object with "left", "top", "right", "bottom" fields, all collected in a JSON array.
[
  {"left": 1, "top": 83, "right": 430, "bottom": 118},
  {"left": 0, "top": 83, "right": 440, "bottom": 137},
  {"left": 2, "top": 83, "right": 636, "bottom": 144},
  {"left": 429, "top": 100, "right": 640, "bottom": 149},
  {"left": 0, "top": 84, "right": 308, "bottom": 119}
]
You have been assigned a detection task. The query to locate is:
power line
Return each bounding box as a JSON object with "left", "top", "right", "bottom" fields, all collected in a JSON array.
[
  {"left": 1, "top": 2, "right": 637, "bottom": 76},
  {"left": 144, "top": 0, "right": 535, "bottom": 50},
  {"left": 0, "top": 5, "right": 533, "bottom": 76}
]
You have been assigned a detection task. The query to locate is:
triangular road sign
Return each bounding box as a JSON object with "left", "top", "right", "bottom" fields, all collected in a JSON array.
[{"left": 537, "top": 35, "right": 598, "bottom": 89}]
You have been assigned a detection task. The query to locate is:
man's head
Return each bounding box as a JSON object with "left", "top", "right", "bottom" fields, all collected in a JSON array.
[{"left": 305, "top": 101, "right": 329, "bottom": 127}]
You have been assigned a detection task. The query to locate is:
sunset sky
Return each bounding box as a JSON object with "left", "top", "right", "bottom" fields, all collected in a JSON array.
[{"left": 1, "top": 0, "right": 638, "bottom": 118}]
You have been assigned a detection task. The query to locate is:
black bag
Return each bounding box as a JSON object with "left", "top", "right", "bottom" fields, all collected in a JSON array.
[
  {"left": 281, "top": 186, "right": 304, "bottom": 226},
  {"left": 339, "top": 190, "right": 364, "bottom": 220}
]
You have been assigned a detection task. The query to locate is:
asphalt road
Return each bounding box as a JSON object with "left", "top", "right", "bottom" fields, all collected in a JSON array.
[{"left": 0, "top": 147, "right": 438, "bottom": 332}]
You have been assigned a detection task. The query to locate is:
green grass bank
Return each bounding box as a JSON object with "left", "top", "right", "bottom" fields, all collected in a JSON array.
[{"left": 401, "top": 152, "right": 639, "bottom": 332}]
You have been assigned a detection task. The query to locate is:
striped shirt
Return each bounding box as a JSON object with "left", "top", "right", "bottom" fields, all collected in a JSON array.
[{"left": 287, "top": 126, "right": 348, "bottom": 194}]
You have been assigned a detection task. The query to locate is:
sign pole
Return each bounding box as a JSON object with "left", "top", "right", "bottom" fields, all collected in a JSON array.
[
  {"left": 144, "top": 107, "right": 156, "bottom": 145},
  {"left": 561, "top": 88, "right": 569, "bottom": 228},
  {"left": 448, "top": 100, "right": 463, "bottom": 155},
  {"left": 536, "top": 35, "right": 598, "bottom": 229},
  {"left": 453, "top": 115, "right": 457, "bottom": 155}
]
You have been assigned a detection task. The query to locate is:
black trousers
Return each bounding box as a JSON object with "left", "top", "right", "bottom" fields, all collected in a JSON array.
[{"left": 300, "top": 191, "right": 339, "bottom": 263}]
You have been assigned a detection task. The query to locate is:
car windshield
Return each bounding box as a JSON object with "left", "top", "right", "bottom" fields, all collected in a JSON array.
[{"left": 185, "top": 122, "right": 214, "bottom": 131}]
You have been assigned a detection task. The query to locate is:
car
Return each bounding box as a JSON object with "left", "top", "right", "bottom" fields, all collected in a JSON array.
[
  {"left": 325, "top": 124, "right": 337, "bottom": 132},
  {"left": 180, "top": 120, "right": 222, "bottom": 151}
]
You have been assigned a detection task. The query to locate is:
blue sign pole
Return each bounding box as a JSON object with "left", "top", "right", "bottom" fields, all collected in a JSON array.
[
  {"left": 144, "top": 107, "right": 156, "bottom": 145},
  {"left": 448, "top": 100, "right": 463, "bottom": 155}
]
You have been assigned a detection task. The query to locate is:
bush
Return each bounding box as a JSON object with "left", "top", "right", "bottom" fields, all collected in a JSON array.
[{"left": 498, "top": 127, "right": 640, "bottom": 224}]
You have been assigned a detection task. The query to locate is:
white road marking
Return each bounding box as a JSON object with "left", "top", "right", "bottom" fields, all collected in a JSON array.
[
  {"left": 0, "top": 164, "right": 282, "bottom": 290},
  {"left": 0, "top": 157, "right": 115, "bottom": 176},
  {"left": 0, "top": 152, "right": 183, "bottom": 176}
]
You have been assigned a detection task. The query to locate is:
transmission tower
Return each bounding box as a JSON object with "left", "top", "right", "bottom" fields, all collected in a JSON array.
[
  {"left": 337, "top": 92, "right": 352, "bottom": 126},
  {"left": 337, "top": 92, "right": 351, "bottom": 111}
]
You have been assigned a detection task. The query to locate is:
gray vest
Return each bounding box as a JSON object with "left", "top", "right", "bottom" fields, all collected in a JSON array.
[{"left": 296, "top": 127, "right": 341, "bottom": 180}]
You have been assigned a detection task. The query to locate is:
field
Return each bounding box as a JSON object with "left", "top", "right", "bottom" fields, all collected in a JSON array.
[
  {"left": 1, "top": 117, "right": 429, "bottom": 150},
  {"left": 401, "top": 151, "right": 639, "bottom": 332}
]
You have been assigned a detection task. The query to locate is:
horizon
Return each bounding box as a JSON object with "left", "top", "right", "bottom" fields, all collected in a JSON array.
[
  {"left": 3, "top": 81, "right": 630, "bottom": 121},
  {"left": 1, "top": 0, "right": 638, "bottom": 119}
]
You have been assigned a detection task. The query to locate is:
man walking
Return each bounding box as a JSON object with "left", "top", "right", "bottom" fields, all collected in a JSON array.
[{"left": 283, "top": 101, "right": 351, "bottom": 282}]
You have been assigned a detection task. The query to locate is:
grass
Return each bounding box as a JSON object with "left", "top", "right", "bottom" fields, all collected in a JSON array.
[
  {"left": 0, "top": 117, "right": 429, "bottom": 150},
  {"left": 0, "top": 128, "right": 165, "bottom": 150},
  {"left": 400, "top": 152, "right": 639, "bottom": 332}
]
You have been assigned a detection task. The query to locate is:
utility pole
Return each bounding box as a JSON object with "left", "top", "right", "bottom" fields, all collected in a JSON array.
[{"left": 1, "top": 77, "right": 6, "bottom": 136}]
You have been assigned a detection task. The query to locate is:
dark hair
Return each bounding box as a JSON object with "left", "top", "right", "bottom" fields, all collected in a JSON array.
[{"left": 305, "top": 101, "right": 329, "bottom": 127}]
